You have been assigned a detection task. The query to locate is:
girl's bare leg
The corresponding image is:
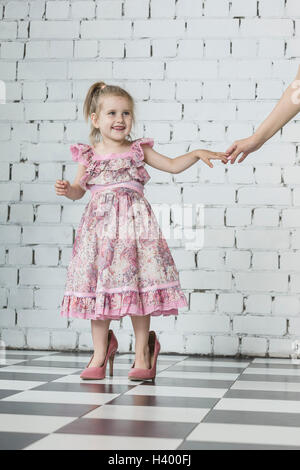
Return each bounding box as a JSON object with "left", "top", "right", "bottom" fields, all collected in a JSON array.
[
  {"left": 88, "top": 319, "right": 111, "bottom": 367},
  {"left": 130, "top": 315, "right": 151, "bottom": 369}
]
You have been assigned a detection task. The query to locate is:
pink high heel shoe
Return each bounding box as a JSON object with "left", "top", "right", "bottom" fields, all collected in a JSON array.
[
  {"left": 80, "top": 329, "right": 118, "bottom": 380},
  {"left": 128, "top": 331, "right": 161, "bottom": 383}
]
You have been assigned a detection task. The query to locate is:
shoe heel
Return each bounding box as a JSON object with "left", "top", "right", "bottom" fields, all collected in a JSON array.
[{"left": 109, "top": 351, "right": 116, "bottom": 377}]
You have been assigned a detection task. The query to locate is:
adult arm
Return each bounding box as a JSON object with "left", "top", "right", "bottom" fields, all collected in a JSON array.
[{"left": 226, "top": 65, "right": 300, "bottom": 164}]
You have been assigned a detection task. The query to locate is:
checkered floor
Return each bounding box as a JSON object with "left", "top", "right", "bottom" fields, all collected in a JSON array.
[{"left": 1, "top": 350, "right": 300, "bottom": 450}]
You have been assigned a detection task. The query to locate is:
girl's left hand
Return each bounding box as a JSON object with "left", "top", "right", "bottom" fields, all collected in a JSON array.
[{"left": 198, "top": 150, "right": 230, "bottom": 168}]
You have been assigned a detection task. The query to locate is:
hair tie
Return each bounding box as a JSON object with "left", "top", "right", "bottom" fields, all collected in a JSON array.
[{"left": 100, "top": 84, "right": 107, "bottom": 90}]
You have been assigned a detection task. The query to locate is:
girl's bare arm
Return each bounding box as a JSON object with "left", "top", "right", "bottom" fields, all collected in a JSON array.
[
  {"left": 55, "top": 164, "right": 86, "bottom": 201},
  {"left": 143, "top": 146, "right": 228, "bottom": 174}
]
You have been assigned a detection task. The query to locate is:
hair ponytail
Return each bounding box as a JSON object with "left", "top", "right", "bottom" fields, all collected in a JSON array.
[{"left": 83, "top": 81, "right": 135, "bottom": 146}]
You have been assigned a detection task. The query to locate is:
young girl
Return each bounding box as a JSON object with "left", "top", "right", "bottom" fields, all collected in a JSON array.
[{"left": 55, "top": 81, "right": 228, "bottom": 382}]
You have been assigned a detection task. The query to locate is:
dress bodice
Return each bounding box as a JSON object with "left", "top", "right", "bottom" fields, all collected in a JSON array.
[{"left": 70, "top": 137, "right": 154, "bottom": 191}]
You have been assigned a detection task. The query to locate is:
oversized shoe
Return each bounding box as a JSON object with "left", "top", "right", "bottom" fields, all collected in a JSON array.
[
  {"left": 128, "top": 331, "right": 161, "bottom": 383},
  {"left": 80, "top": 329, "right": 118, "bottom": 380}
]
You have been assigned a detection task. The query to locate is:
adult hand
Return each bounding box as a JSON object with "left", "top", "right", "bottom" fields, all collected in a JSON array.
[{"left": 225, "top": 135, "right": 264, "bottom": 164}]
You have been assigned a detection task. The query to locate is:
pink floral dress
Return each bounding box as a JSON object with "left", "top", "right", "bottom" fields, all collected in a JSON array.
[{"left": 60, "top": 137, "right": 188, "bottom": 321}]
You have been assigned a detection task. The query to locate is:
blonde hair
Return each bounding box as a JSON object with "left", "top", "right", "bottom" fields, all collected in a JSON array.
[{"left": 83, "top": 81, "right": 136, "bottom": 146}]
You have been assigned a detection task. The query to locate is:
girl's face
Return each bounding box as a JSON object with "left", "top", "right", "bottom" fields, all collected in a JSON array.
[{"left": 91, "top": 95, "right": 133, "bottom": 142}]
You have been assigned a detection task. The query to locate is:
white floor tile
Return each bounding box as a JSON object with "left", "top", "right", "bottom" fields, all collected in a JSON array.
[
  {"left": 182, "top": 360, "right": 250, "bottom": 368},
  {"left": 232, "top": 381, "right": 300, "bottom": 393},
  {"left": 2, "top": 390, "right": 119, "bottom": 406},
  {"left": 186, "top": 422, "right": 300, "bottom": 447},
  {"left": 253, "top": 358, "right": 300, "bottom": 365},
  {"left": 0, "top": 380, "right": 46, "bottom": 390},
  {"left": 82, "top": 404, "right": 210, "bottom": 423},
  {"left": 126, "top": 384, "right": 226, "bottom": 398},
  {"left": 2, "top": 350, "right": 57, "bottom": 356},
  {"left": 24, "top": 433, "right": 183, "bottom": 450},
  {"left": 53, "top": 375, "right": 143, "bottom": 385},
  {"left": 31, "top": 355, "right": 89, "bottom": 363},
  {"left": 158, "top": 371, "right": 239, "bottom": 380},
  {"left": 0, "top": 414, "right": 76, "bottom": 434},
  {"left": 215, "top": 398, "right": 300, "bottom": 414},
  {"left": 244, "top": 367, "right": 300, "bottom": 377},
  {"left": 0, "top": 366, "right": 82, "bottom": 375},
  {"left": 0, "top": 359, "right": 33, "bottom": 366}
]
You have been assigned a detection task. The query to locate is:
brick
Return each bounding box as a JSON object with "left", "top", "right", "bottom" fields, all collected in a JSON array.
[
  {"left": 254, "top": 166, "right": 281, "bottom": 184},
  {"left": 190, "top": 293, "right": 216, "bottom": 312},
  {"left": 214, "top": 336, "right": 239, "bottom": 356},
  {"left": 253, "top": 208, "right": 279, "bottom": 227},
  {"left": 238, "top": 187, "right": 290, "bottom": 205},
  {"left": 81, "top": 20, "right": 131, "bottom": 38},
  {"left": 230, "top": 0, "right": 257, "bottom": 17},
  {"left": 150, "top": 80, "right": 175, "bottom": 100},
  {"left": 125, "top": 40, "right": 150, "bottom": 58},
  {"left": 234, "top": 316, "right": 286, "bottom": 335},
  {"left": 259, "top": 0, "right": 285, "bottom": 17},
  {"left": 245, "top": 295, "right": 272, "bottom": 314},
  {"left": 1, "top": 42, "right": 24, "bottom": 59},
  {"left": 124, "top": 0, "right": 149, "bottom": 18},
  {"left": 235, "top": 272, "right": 288, "bottom": 292},
  {"left": 0, "top": 22, "right": 17, "bottom": 40},
  {"left": 5, "top": 1, "right": 29, "bottom": 19},
  {"left": 237, "top": 228, "right": 289, "bottom": 249},
  {"left": 19, "top": 61, "right": 67, "bottom": 79},
  {"left": 184, "top": 102, "right": 236, "bottom": 121},
  {"left": 177, "top": 39, "right": 203, "bottom": 58},
  {"left": 151, "top": 0, "right": 175, "bottom": 18},
  {"left": 25, "top": 103, "right": 76, "bottom": 120},
  {"left": 187, "top": 19, "right": 240, "bottom": 38},
  {"left": 272, "top": 295, "right": 300, "bottom": 317},
  {"left": 133, "top": 20, "right": 185, "bottom": 37},
  {"left": 176, "top": 313, "right": 230, "bottom": 334},
  {"left": 240, "top": 19, "right": 293, "bottom": 37},
  {"left": 30, "top": 20, "right": 80, "bottom": 38},
  {"left": 226, "top": 208, "right": 251, "bottom": 226},
  {"left": 286, "top": 0, "right": 300, "bottom": 17},
  {"left": 152, "top": 39, "right": 177, "bottom": 57},
  {"left": 197, "top": 250, "right": 225, "bottom": 269},
  {"left": 241, "top": 337, "right": 267, "bottom": 356},
  {"left": 22, "top": 82, "right": 47, "bottom": 100},
  {"left": 252, "top": 252, "right": 278, "bottom": 270},
  {"left": 46, "top": 1, "right": 69, "bottom": 19},
  {"left": 180, "top": 270, "right": 232, "bottom": 290},
  {"left": 98, "top": 40, "right": 124, "bottom": 58},
  {"left": 177, "top": 0, "right": 203, "bottom": 17},
  {"left": 71, "top": 1, "right": 95, "bottom": 18},
  {"left": 218, "top": 293, "right": 243, "bottom": 313},
  {"left": 29, "top": 1, "right": 46, "bottom": 19},
  {"left": 259, "top": 38, "right": 285, "bottom": 57},
  {"left": 225, "top": 251, "right": 251, "bottom": 270}
]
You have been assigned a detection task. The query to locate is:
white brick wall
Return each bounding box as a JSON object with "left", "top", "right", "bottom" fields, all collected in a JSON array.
[{"left": 1, "top": 0, "right": 300, "bottom": 358}]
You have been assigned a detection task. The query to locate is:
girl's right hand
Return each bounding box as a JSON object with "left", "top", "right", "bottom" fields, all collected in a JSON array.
[{"left": 55, "top": 179, "right": 71, "bottom": 197}]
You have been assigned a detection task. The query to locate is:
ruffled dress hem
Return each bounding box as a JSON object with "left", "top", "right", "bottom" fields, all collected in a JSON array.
[{"left": 60, "top": 287, "right": 188, "bottom": 321}]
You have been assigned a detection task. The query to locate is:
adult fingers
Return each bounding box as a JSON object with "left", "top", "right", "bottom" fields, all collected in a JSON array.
[
  {"left": 238, "top": 152, "right": 249, "bottom": 164},
  {"left": 229, "top": 147, "right": 243, "bottom": 164},
  {"left": 225, "top": 143, "right": 237, "bottom": 155}
]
